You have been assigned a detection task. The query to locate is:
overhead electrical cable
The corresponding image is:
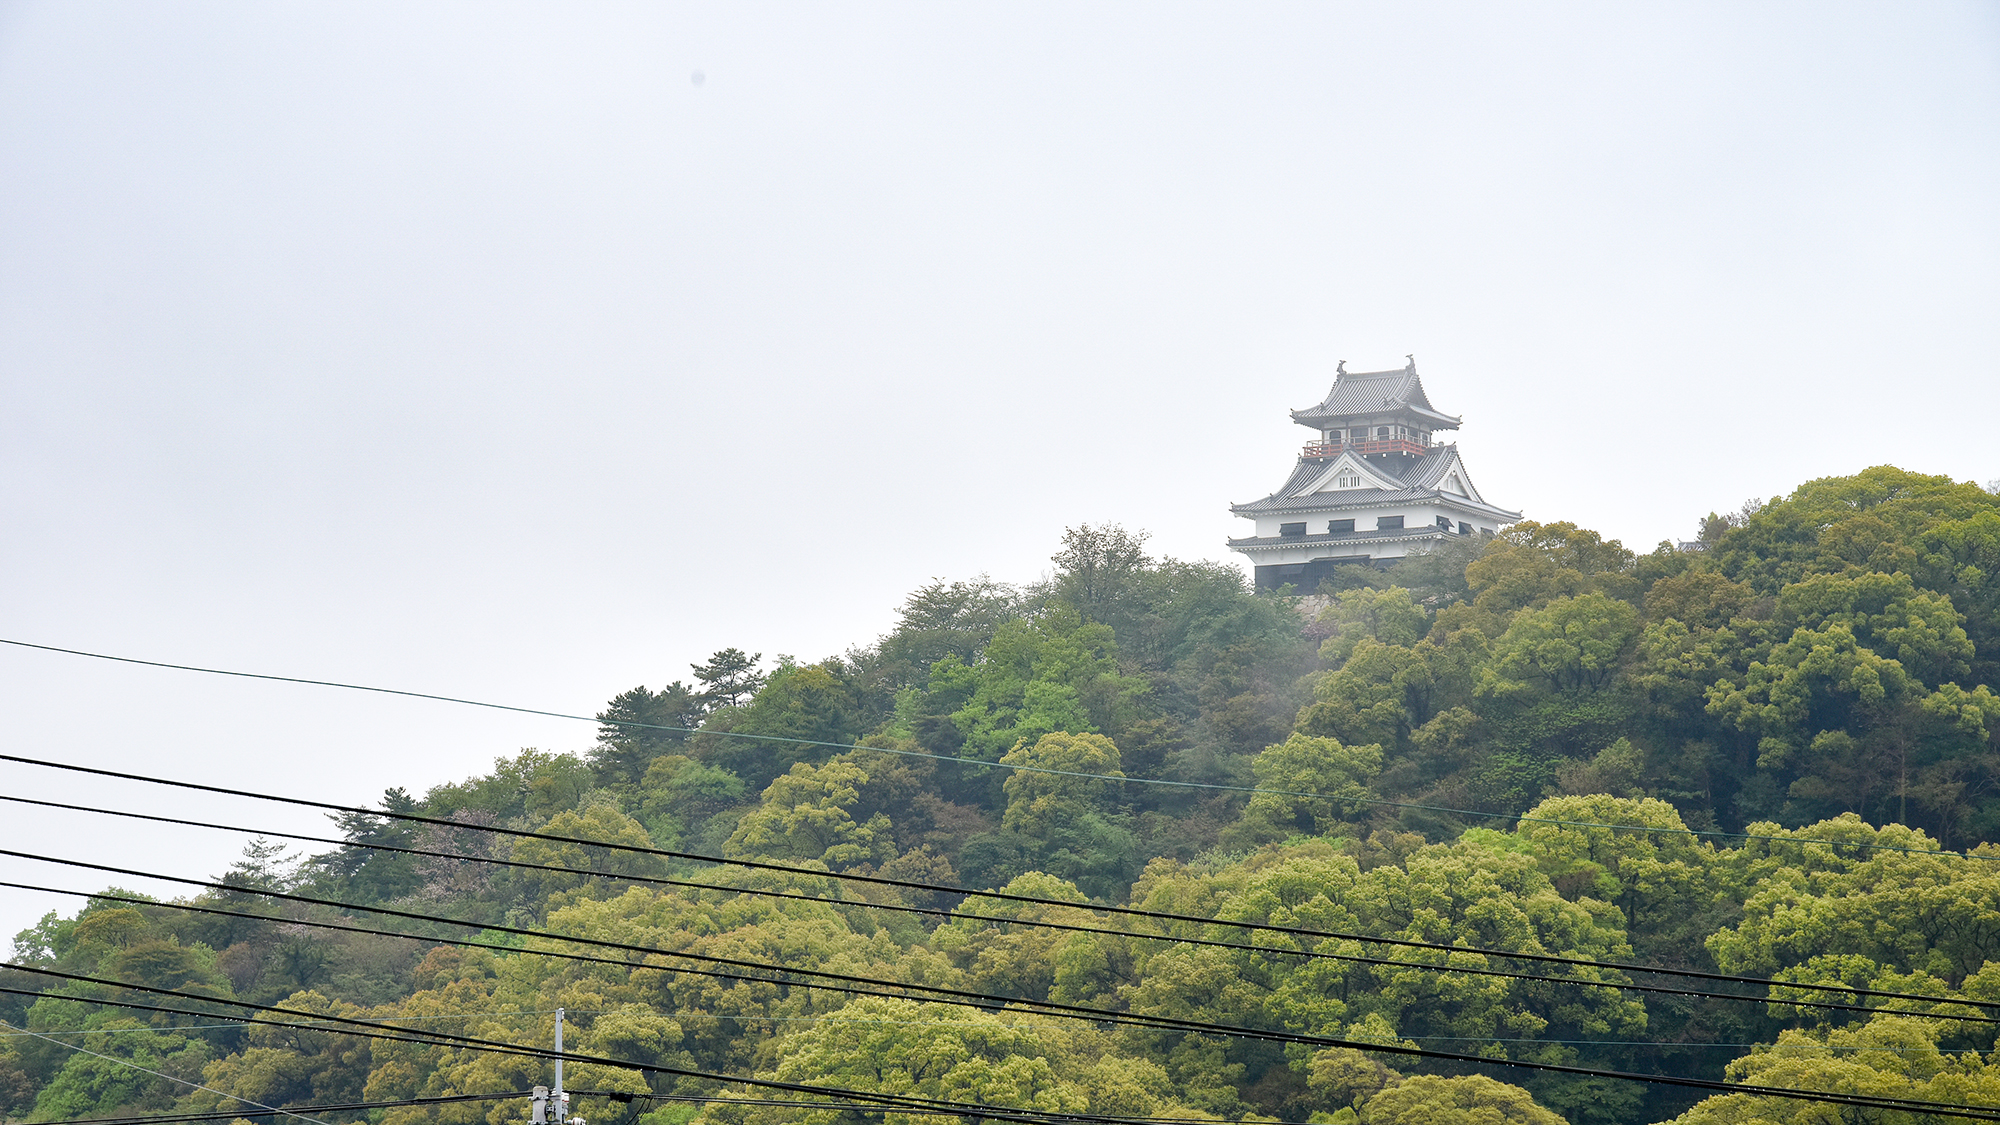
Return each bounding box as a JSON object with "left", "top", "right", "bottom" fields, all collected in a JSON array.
[
  {"left": 23, "top": 872, "right": 1976, "bottom": 1037},
  {"left": 0, "top": 971, "right": 1452, "bottom": 1125},
  {"left": 51, "top": 1094, "right": 1305, "bottom": 1125},
  {"left": 8, "top": 858, "right": 2000, "bottom": 1112},
  {"left": 10, "top": 796, "right": 1991, "bottom": 1020},
  {"left": 0, "top": 979, "right": 1181, "bottom": 1125},
  {"left": 6, "top": 760, "right": 1992, "bottom": 1020},
  {"left": 0, "top": 1018, "right": 335, "bottom": 1125},
  {"left": 10, "top": 966, "right": 1999, "bottom": 1123},
  {"left": 30, "top": 1091, "right": 530, "bottom": 1125},
  {"left": 20, "top": 856, "right": 1870, "bottom": 1047},
  {"left": 1, "top": 637, "right": 1990, "bottom": 864}
]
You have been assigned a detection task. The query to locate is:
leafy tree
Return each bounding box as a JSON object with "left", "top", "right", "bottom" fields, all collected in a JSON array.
[
  {"left": 26, "top": 1021, "right": 211, "bottom": 1122},
  {"left": 1361, "top": 1074, "right": 1567, "bottom": 1125},
  {"left": 1711, "top": 466, "right": 2000, "bottom": 596},
  {"left": 1666, "top": 1016, "right": 2000, "bottom": 1125},
  {"left": 999, "top": 732, "right": 1123, "bottom": 839},
  {"left": 11, "top": 912, "right": 76, "bottom": 968},
  {"left": 1299, "top": 643, "right": 1420, "bottom": 752},
  {"left": 635, "top": 753, "right": 747, "bottom": 848},
  {"left": 1511, "top": 795, "right": 1734, "bottom": 965},
  {"left": 935, "top": 872, "right": 1128, "bottom": 1004},
  {"left": 1480, "top": 593, "right": 1640, "bottom": 696},
  {"left": 946, "top": 607, "right": 1144, "bottom": 768},
  {"left": 725, "top": 758, "right": 895, "bottom": 869},
  {"left": 1047, "top": 523, "right": 1153, "bottom": 631},
  {"left": 1445, "top": 521, "right": 1639, "bottom": 637},
  {"left": 1642, "top": 571, "right": 1755, "bottom": 631},
  {"left": 714, "top": 660, "right": 866, "bottom": 787},
  {"left": 181, "top": 990, "right": 372, "bottom": 1116},
  {"left": 875, "top": 575, "right": 1023, "bottom": 690},
  {"left": 422, "top": 748, "right": 596, "bottom": 822},
  {"left": 1914, "top": 507, "right": 2000, "bottom": 685},
  {"left": 215, "top": 838, "right": 296, "bottom": 895},
  {"left": 1230, "top": 732, "right": 1383, "bottom": 843},
  {"left": 509, "top": 804, "right": 663, "bottom": 900},
  {"left": 971, "top": 732, "right": 1137, "bottom": 894},
  {"left": 1707, "top": 624, "right": 1918, "bottom": 772},
  {"left": 1706, "top": 817, "right": 2000, "bottom": 987},
  {"left": 1772, "top": 570, "right": 1972, "bottom": 687},
  {"left": 1318, "top": 587, "right": 1430, "bottom": 668},
  {"left": 725, "top": 996, "right": 1193, "bottom": 1125},
  {"left": 1307, "top": 1047, "right": 1401, "bottom": 1113}
]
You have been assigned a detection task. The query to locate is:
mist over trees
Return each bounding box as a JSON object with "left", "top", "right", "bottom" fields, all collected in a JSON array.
[{"left": 7, "top": 465, "right": 2000, "bottom": 1125}]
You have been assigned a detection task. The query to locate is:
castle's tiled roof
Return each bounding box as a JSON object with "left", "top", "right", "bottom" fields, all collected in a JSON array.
[
  {"left": 1265, "top": 457, "right": 1328, "bottom": 499},
  {"left": 1229, "top": 444, "right": 1521, "bottom": 520},
  {"left": 1290, "top": 365, "right": 1462, "bottom": 429}
]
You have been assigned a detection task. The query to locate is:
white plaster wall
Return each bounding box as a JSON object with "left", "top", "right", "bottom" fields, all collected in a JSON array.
[{"left": 1236, "top": 497, "right": 1510, "bottom": 546}]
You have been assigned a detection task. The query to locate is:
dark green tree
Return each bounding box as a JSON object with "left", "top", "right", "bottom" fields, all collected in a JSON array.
[
  {"left": 592, "top": 680, "right": 706, "bottom": 783},
  {"left": 694, "top": 648, "right": 767, "bottom": 708},
  {"left": 876, "top": 575, "right": 1023, "bottom": 690},
  {"left": 1048, "top": 523, "right": 1153, "bottom": 631},
  {"left": 310, "top": 787, "right": 422, "bottom": 903}
]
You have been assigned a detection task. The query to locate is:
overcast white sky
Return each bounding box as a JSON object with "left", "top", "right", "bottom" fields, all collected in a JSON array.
[{"left": 2, "top": 2, "right": 1997, "bottom": 944}]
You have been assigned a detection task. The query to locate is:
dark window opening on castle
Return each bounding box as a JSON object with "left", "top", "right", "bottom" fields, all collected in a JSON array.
[
  {"left": 1279, "top": 522, "right": 1307, "bottom": 537},
  {"left": 1459, "top": 521, "right": 1473, "bottom": 535},
  {"left": 1328, "top": 518, "right": 1354, "bottom": 534},
  {"left": 1378, "top": 515, "right": 1404, "bottom": 530},
  {"left": 1436, "top": 516, "right": 1452, "bottom": 530}
]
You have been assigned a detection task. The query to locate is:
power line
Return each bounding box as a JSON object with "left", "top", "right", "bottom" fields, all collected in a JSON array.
[
  {"left": 2, "top": 861, "right": 1701, "bottom": 1053},
  {"left": 2, "top": 636, "right": 1990, "bottom": 863},
  {"left": 44, "top": 871, "right": 1953, "bottom": 1101},
  {"left": 8, "top": 864, "right": 2000, "bottom": 1122},
  {"left": 12, "top": 846, "right": 1992, "bottom": 1033},
  {"left": 0, "top": 877, "right": 1063, "bottom": 1030},
  {"left": 20, "top": 1090, "right": 529, "bottom": 1125},
  {"left": 10, "top": 964, "right": 1999, "bottom": 1123},
  {"left": 0, "top": 983, "right": 1114, "bottom": 1125},
  {"left": 574, "top": 1090, "right": 1330, "bottom": 1125},
  {"left": 0, "top": 1007, "right": 618, "bottom": 1036},
  {"left": 25, "top": 873, "right": 1965, "bottom": 1057},
  {"left": 0, "top": 1018, "right": 334, "bottom": 1125},
  {"left": 11, "top": 796, "right": 1992, "bottom": 1022},
  {"left": 7, "top": 759, "right": 1993, "bottom": 1019},
  {"left": 0, "top": 971, "right": 1311, "bottom": 1125}
]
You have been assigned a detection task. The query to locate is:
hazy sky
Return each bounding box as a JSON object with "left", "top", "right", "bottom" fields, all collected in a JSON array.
[{"left": 2, "top": 2, "right": 1996, "bottom": 943}]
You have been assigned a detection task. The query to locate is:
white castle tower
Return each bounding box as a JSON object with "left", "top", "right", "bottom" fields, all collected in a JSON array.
[{"left": 1228, "top": 357, "right": 1521, "bottom": 591}]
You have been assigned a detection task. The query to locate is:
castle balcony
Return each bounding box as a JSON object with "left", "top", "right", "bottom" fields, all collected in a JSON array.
[{"left": 1302, "top": 438, "right": 1428, "bottom": 460}]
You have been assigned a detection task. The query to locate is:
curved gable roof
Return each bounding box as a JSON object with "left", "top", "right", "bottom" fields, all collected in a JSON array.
[
  {"left": 1290, "top": 364, "right": 1462, "bottom": 429},
  {"left": 1229, "top": 444, "right": 1520, "bottom": 520}
]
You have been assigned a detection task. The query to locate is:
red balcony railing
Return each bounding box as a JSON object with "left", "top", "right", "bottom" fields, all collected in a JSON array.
[{"left": 1302, "top": 439, "right": 1428, "bottom": 459}]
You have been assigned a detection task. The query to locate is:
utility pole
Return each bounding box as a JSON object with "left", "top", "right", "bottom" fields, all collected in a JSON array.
[{"left": 532, "top": 1008, "right": 572, "bottom": 1124}]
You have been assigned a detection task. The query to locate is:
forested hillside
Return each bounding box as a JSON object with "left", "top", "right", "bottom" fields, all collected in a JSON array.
[{"left": 6, "top": 465, "right": 2000, "bottom": 1125}]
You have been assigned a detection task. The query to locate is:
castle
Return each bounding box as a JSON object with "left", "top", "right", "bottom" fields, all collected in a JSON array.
[{"left": 1228, "top": 357, "right": 1521, "bottom": 592}]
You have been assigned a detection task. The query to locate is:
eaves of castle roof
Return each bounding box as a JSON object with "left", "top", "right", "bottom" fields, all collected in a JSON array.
[
  {"left": 1229, "top": 444, "right": 1522, "bottom": 522},
  {"left": 1227, "top": 527, "right": 1466, "bottom": 553},
  {"left": 1289, "top": 366, "right": 1462, "bottom": 429}
]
